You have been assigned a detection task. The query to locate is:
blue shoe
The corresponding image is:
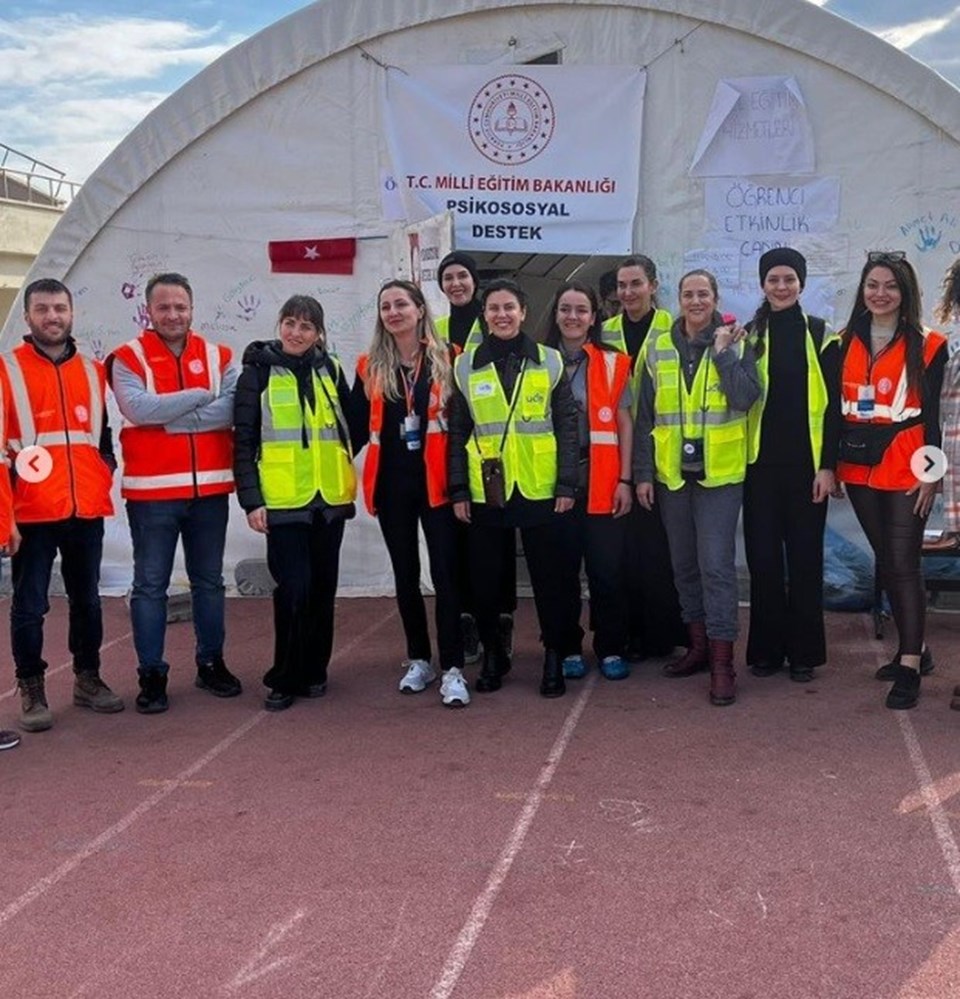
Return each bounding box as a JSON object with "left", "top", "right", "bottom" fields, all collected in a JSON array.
[
  {"left": 600, "top": 656, "right": 630, "bottom": 681},
  {"left": 562, "top": 654, "right": 587, "bottom": 679}
]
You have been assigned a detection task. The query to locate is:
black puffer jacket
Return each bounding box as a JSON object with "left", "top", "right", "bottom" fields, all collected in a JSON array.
[{"left": 232, "top": 339, "right": 353, "bottom": 514}]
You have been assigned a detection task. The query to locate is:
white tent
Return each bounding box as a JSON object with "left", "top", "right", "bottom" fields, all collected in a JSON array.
[{"left": 5, "top": 0, "right": 960, "bottom": 594}]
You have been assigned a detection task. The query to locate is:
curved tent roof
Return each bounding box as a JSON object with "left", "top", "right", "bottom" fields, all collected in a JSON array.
[{"left": 6, "top": 0, "right": 960, "bottom": 591}]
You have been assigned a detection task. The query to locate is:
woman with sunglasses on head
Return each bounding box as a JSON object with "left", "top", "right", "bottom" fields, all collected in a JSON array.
[
  {"left": 742, "top": 248, "right": 842, "bottom": 684},
  {"left": 350, "top": 280, "right": 468, "bottom": 708},
  {"left": 837, "top": 252, "right": 947, "bottom": 709},
  {"left": 233, "top": 295, "right": 356, "bottom": 711},
  {"left": 448, "top": 278, "right": 581, "bottom": 698},
  {"left": 634, "top": 269, "right": 760, "bottom": 706},
  {"left": 545, "top": 281, "right": 634, "bottom": 681},
  {"left": 602, "top": 256, "right": 687, "bottom": 664}
]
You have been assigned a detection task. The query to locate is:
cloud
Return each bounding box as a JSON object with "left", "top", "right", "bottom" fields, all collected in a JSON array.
[
  {"left": 0, "top": 12, "right": 248, "bottom": 180},
  {"left": 876, "top": 13, "right": 954, "bottom": 48},
  {"left": 0, "top": 15, "right": 242, "bottom": 85}
]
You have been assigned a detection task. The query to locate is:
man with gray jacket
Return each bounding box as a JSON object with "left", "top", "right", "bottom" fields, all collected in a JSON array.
[{"left": 107, "top": 273, "right": 239, "bottom": 714}]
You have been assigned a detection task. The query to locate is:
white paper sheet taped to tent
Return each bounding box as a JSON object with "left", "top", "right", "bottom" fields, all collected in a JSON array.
[{"left": 6, "top": 0, "right": 960, "bottom": 594}]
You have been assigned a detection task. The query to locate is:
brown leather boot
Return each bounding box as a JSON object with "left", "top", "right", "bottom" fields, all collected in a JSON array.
[
  {"left": 663, "top": 621, "right": 708, "bottom": 678},
  {"left": 709, "top": 638, "right": 737, "bottom": 706}
]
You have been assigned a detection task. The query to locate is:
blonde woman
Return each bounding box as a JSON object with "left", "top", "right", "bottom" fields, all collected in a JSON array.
[{"left": 350, "top": 280, "right": 468, "bottom": 707}]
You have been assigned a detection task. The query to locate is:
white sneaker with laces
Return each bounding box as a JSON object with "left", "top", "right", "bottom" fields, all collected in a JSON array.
[
  {"left": 399, "top": 659, "right": 436, "bottom": 693},
  {"left": 440, "top": 667, "right": 470, "bottom": 708}
]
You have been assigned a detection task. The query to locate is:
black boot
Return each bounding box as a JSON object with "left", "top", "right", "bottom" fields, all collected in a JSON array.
[
  {"left": 539, "top": 650, "right": 566, "bottom": 698},
  {"left": 136, "top": 671, "right": 169, "bottom": 714},
  {"left": 475, "top": 646, "right": 503, "bottom": 693}
]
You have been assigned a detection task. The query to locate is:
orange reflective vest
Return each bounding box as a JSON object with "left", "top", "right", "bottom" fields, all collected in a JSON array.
[
  {"left": 0, "top": 342, "right": 113, "bottom": 523},
  {"left": 582, "top": 343, "right": 632, "bottom": 514},
  {"left": 838, "top": 329, "right": 946, "bottom": 490},
  {"left": 356, "top": 353, "right": 449, "bottom": 515},
  {"left": 110, "top": 330, "right": 234, "bottom": 501}
]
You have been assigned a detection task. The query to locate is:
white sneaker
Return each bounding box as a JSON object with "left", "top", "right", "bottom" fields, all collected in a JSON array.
[
  {"left": 399, "top": 659, "right": 436, "bottom": 693},
  {"left": 440, "top": 667, "right": 470, "bottom": 708}
]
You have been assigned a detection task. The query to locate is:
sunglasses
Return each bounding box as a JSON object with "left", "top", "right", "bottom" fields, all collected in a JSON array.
[{"left": 867, "top": 250, "right": 906, "bottom": 263}]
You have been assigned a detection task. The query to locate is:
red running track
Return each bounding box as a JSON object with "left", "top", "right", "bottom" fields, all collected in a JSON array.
[{"left": 2, "top": 597, "right": 960, "bottom": 998}]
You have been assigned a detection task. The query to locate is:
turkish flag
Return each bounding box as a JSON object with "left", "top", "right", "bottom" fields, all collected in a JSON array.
[{"left": 267, "top": 238, "right": 356, "bottom": 275}]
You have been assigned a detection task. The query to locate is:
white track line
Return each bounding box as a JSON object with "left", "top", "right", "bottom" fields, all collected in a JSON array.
[
  {"left": 864, "top": 617, "right": 960, "bottom": 895},
  {"left": 429, "top": 671, "right": 598, "bottom": 999},
  {"left": 0, "top": 606, "right": 398, "bottom": 928},
  {"left": 0, "top": 631, "right": 133, "bottom": 703}
]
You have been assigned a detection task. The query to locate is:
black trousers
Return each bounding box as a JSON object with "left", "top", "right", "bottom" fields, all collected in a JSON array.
[
  {"left": 847, "top": 484, "right": 927, "bottom": 657},
  {"left": 556, "top": 501, "right": 627, "bottom": 659},
  {"left": 468, "top": 517, "right": 581, "bottom": 657},
  {"left": 454, "top": 520, "right": 517, "bottom": 617},
  {"left": 264, "top": 515, "right": 344, "bottom": 693},
  {"left": 743, "top": 463, "right": 828, "bottom": 670},
  {"left": 622, "top": 501, "right": 687, "bottom": 655},
  {"left": 376, "top": 473, "right": 463, "bottom": 670},
  {"left": 11, "top": 517, "right": 104, "bottom": 680}
]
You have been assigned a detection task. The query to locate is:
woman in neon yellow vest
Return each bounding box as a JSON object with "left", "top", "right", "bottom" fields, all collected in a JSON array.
[
  {"left": 448, "top": 278, "right": 581, "bottom": 698},
  {"left": 634, "top": 270, "right": 760, "bottom": 706},
  {"left": 602, "top": 256, "right": 687, "bottom": 663},
  {"left": 435, "top": 251, "right": 516, "bottom": 669},
  {"left": 233, "top": 295, "right": 356, "bottom": 711},
  {"left": 743, "top": 248, "right": 841, "bottom": 685}
]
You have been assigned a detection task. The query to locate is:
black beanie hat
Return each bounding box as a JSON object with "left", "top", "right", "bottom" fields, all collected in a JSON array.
[
  {"left": 437, "top": 251, "right": 480, "bottom": 294},
  {"left": 758, "top": 247, "right": 807, "bottom": 289}
]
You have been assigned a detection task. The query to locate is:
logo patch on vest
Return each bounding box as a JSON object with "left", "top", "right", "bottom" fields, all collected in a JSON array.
[
  {"left": 74, "top": 404, "right": 89, "bottom": 424},
  {"left": 473, "top": 382, "right": 495, "bottom": 398},
  {"left": 525, "top": 392, "right": 545, "bottom": 406},
  {"left": 877, "top": 377, "right": 893, "bottom": 395},
  {"left": 188, "top": 359, "right": 205, "bottom": 375},
  {"left": 598, "top": 406, "right": 613, "bottom": 424}
]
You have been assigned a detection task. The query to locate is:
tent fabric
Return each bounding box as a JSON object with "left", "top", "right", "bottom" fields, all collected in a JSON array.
[{"left": 5, "top": 0, "right": 960, "bottom": 594}]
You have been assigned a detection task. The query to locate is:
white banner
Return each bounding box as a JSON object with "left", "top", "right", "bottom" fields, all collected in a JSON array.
[
  {"left": 690, "top": 76, "right": 814, "bottom": 177},
  {"left": 384, "top": 66, "right": 645, "bottom": 254}
]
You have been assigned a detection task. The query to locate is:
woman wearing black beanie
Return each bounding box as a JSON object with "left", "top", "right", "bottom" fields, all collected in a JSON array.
[{"left": 743, "top": 247, "right": 841, "bottom": 683}]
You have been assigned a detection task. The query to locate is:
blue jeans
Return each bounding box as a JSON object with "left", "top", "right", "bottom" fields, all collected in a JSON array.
[
  {"left": 126, "top": 495, "right": 228, "bottom": 674},
  {"left": 11, "top": 517, "right": 104, "bottom": 679}
]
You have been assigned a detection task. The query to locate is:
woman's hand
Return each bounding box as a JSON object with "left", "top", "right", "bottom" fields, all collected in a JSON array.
[
  {"left": 612, "top": 482, "right": 633, "bottom": 518},
  {"left": 636, "top": 482, "right": 655, "bottom": 511},
  {"left": 812, "top": 470, "right": 835, "bottom": 504},
  {"left": 713, "top": 323, "right": 745, "bottom": 354},
  {"left": 246, "top": 507, "right": 269, "bottom": 534},
  {"left": 2, "top": 523, "right": 20, "bottom": 557},
  {"left": 454, "top": 500, "right": 471, "bottom": 524},
  {"left": 906, "top": 479, "right": 938, "bottom": 518},
  {"left": 555, "top": 496, "right": 575, "bottom": 514}
]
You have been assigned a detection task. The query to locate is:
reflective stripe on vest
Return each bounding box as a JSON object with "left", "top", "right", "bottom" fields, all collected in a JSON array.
[
  {"left": 435, "top": 315, "right": 483, "bottom": 352},
  {"left": 454, "top": 343, "right": 563, "bottom": 503},
  {"left": 645, "top": 329, "right": 748, "bottom": 490},
  {"left": 258, "top": 363, "right": 355, "bottom": 508},
  {"left": 747, "top": 315, "right": 837, "bottom": 469},
  {"left": 602, "top": 309, "right": 672, "bottom": 416}
]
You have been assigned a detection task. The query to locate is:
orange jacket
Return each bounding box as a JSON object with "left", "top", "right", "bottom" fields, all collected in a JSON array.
[
  {"left": 109, "top": 331, "right": 234, "bottom": 501},
  {"left": 356, "top": 353, "right": 449, "bottom": 515},
  {"left": 0, "top": 342, "right": 113, "bottom": 523},
  {"left": 838, "top": 329, "right": 946, "bottom": 490},
  {"left": 583, "top": 343, "right": 632, "bottom": 514}
]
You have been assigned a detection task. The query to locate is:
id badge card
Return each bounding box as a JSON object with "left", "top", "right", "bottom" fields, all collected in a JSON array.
[
  {"left": 401, "top": 413, "right": 422, "bottom": 451},
  {"left": 856, "top": 384, "right": 875, "bottom": 419}
]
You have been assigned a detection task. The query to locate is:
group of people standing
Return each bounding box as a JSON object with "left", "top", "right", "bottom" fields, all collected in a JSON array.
[{"left": 0, "top": 245, "right": 955, "bottom": 749}]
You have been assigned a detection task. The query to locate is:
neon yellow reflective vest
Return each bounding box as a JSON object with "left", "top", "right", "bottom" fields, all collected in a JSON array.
[
  {"left": 602, "top": 309, "right": 673, "bottom": 415},
  {"left": 746, "top": 315, "right": 839, "bottom": 469},
  {"left": 645, "top": 329, "right": 749, "bottom": 490},
  {"left": 454, "top": 343, "right": 564, "bottom": 503},
  {"left": 258, "top": 359, "right": 356, "bottom": 508},
  {"left": 435, "top": 315, "right": 483, "bottom": 352}
]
